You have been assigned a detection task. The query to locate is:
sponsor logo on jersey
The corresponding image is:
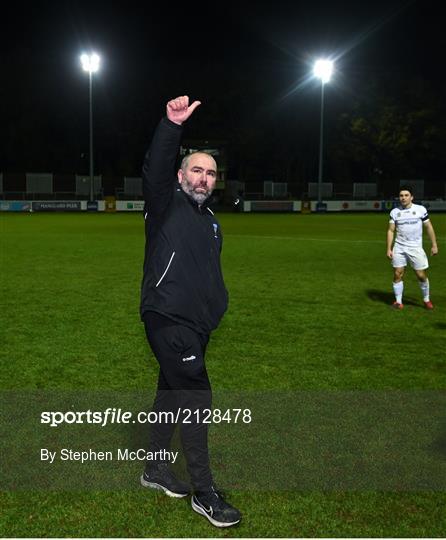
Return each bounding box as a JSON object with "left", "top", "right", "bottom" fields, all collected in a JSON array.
[{"left": 399, "top": 220, "right": 419, "bottom": 225}]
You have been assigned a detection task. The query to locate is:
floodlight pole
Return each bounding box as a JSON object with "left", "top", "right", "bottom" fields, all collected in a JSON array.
[
  {"left": 81, "top": 53, "right": 99, "bottom": 201},
  {"left": 317, "top": 81, "right": 325, "bottom": 205},
  {"left": 313, "top": 58, "right": 333, "bottom": 208},
  {"left": 88, "top": 70, "right": 94, "bottom": 201}
]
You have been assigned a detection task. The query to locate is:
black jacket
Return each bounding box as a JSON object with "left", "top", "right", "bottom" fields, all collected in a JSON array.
[{"left": 140, "top": 117, "right": 228, "bottom": 335}]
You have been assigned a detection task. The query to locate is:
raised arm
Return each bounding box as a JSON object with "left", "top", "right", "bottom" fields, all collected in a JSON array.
[
  {"left": 142, "top": 96, "right": 201, "bottom": 216},
  {"left": 424, "top": 220, "right": 439, "bottom": 256}
]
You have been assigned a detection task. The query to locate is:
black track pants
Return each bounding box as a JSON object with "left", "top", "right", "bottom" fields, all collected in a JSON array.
[{"left": 143, "top": 311, "right": 213, "bottom": 491}]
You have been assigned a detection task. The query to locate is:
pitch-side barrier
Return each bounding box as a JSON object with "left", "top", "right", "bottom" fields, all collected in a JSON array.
[{"left": 1, "top": 199, "right": 445, "bottom": 212}]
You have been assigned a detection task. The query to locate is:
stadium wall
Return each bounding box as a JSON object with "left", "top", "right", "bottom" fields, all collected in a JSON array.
[
  {"left": 242, "top": 200, "right": 446, "bottom": 212},
  {"left": 1, "top": 199, "right": 445, "bottom": 212}
]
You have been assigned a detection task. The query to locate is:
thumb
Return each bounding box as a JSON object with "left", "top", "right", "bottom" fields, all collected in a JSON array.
[{"left": 188, "top": 100, "right": 201, "bottom": 114}]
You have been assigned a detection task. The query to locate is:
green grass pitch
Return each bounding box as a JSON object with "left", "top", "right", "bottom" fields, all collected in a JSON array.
[{"left": 1, "top": 212, "right": 445, "bottom": 537}]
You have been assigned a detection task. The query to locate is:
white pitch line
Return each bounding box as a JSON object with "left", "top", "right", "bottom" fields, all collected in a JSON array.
[
  {"left": 225, "top": 234, "right": 445, "bottom": 244},
  {"left": 225, "top": 234, "right": 382, "bottom": 244}
]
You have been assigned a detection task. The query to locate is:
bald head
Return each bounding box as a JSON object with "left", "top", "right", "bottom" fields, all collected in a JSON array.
[{"left": 180, "top": 152, "right": 217, "bottom": 173}]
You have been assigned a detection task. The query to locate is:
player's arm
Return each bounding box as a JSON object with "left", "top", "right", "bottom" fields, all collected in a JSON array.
[
  {"left": 142, "top": 96, "right": 201, "bottom": 216},
  {"left": 387, "top": 222, "right": 395, "bottom": 259},
  {"left": 423, "top": 220, "right": 439, "bottom": 256}
]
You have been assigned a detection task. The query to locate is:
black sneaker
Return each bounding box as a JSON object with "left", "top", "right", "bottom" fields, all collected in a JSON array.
[
  {"left": 191, "top": 487, "right": 241, "bottom": 527},
  {"left": 140, "top": 463, "right": 190, "bottom": 498}
]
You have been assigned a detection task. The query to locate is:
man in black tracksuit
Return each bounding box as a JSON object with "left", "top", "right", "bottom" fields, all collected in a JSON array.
[{"left": 139, "top": 96, "right": 241, "bottom": 528}]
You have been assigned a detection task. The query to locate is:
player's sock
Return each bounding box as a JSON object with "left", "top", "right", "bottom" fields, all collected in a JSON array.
[
  {"left": 419, "top": 278, "right": 430, "bottom": 302},
  {"left": 393, "top": 281, "right": 403, "bottom": 304}
]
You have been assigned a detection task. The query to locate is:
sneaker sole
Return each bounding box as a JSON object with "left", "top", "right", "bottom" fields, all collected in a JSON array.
[
  {"left": 140, "top": 474, "right": 189, "bottom": 498},
  {"left": 191, "top": 497, "right": 240, "bottom": 528}
]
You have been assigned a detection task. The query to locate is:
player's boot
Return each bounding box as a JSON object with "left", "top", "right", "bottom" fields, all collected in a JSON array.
[
  {"left": 140, "top": 463, "right": 190, "bottom": 498},
  {"left": 392, "top": 301, "right": 404, "bottom": 310},
  {"left": 191, "top": 486, "right": 241, "bottom": 527},
  {"left": 424, "top": 300, "right": 434, "bottom": 310}
]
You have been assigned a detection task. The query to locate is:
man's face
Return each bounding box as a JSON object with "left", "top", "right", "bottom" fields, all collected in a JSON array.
[
  {"left": 178, "top": 153, "right": 217, "bottom": 205},
  {"left": 399, "top": 190, "right": 413, "bottom": 208}
]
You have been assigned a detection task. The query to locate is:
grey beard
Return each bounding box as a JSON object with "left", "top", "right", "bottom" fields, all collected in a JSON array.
[{"left": 180, "top": 183, "right": 211, "bottom": 205}]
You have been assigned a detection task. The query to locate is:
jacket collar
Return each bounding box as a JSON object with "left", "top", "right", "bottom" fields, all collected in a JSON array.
[{"left": 176, "top": 186, "right": 214, "bottom": 212}]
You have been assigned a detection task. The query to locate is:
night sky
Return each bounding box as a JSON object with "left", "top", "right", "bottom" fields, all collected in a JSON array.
[{"left": 1, "top": 0, "right": 445, "bottom": 186}]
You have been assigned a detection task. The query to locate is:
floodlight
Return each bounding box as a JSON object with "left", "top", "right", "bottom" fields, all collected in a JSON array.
[
  {"left": 80, "top": 53, "right": 100, "bottom": 73},
  {"left": 313, "top": 59, "right": 333, "bottom": 84}
]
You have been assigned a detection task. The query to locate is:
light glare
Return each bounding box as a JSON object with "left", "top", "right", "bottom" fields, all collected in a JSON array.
[
  {"left": 313, "top": 59, "right": 333, "bottom": 84},
  {"left": 80, "top": 53, "right": 100, "bottom": 73}
]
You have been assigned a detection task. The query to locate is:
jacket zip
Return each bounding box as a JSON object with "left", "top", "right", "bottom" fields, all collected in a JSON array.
[{"left": 155, "top": 251, "right": 175, "bottom": 287}]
